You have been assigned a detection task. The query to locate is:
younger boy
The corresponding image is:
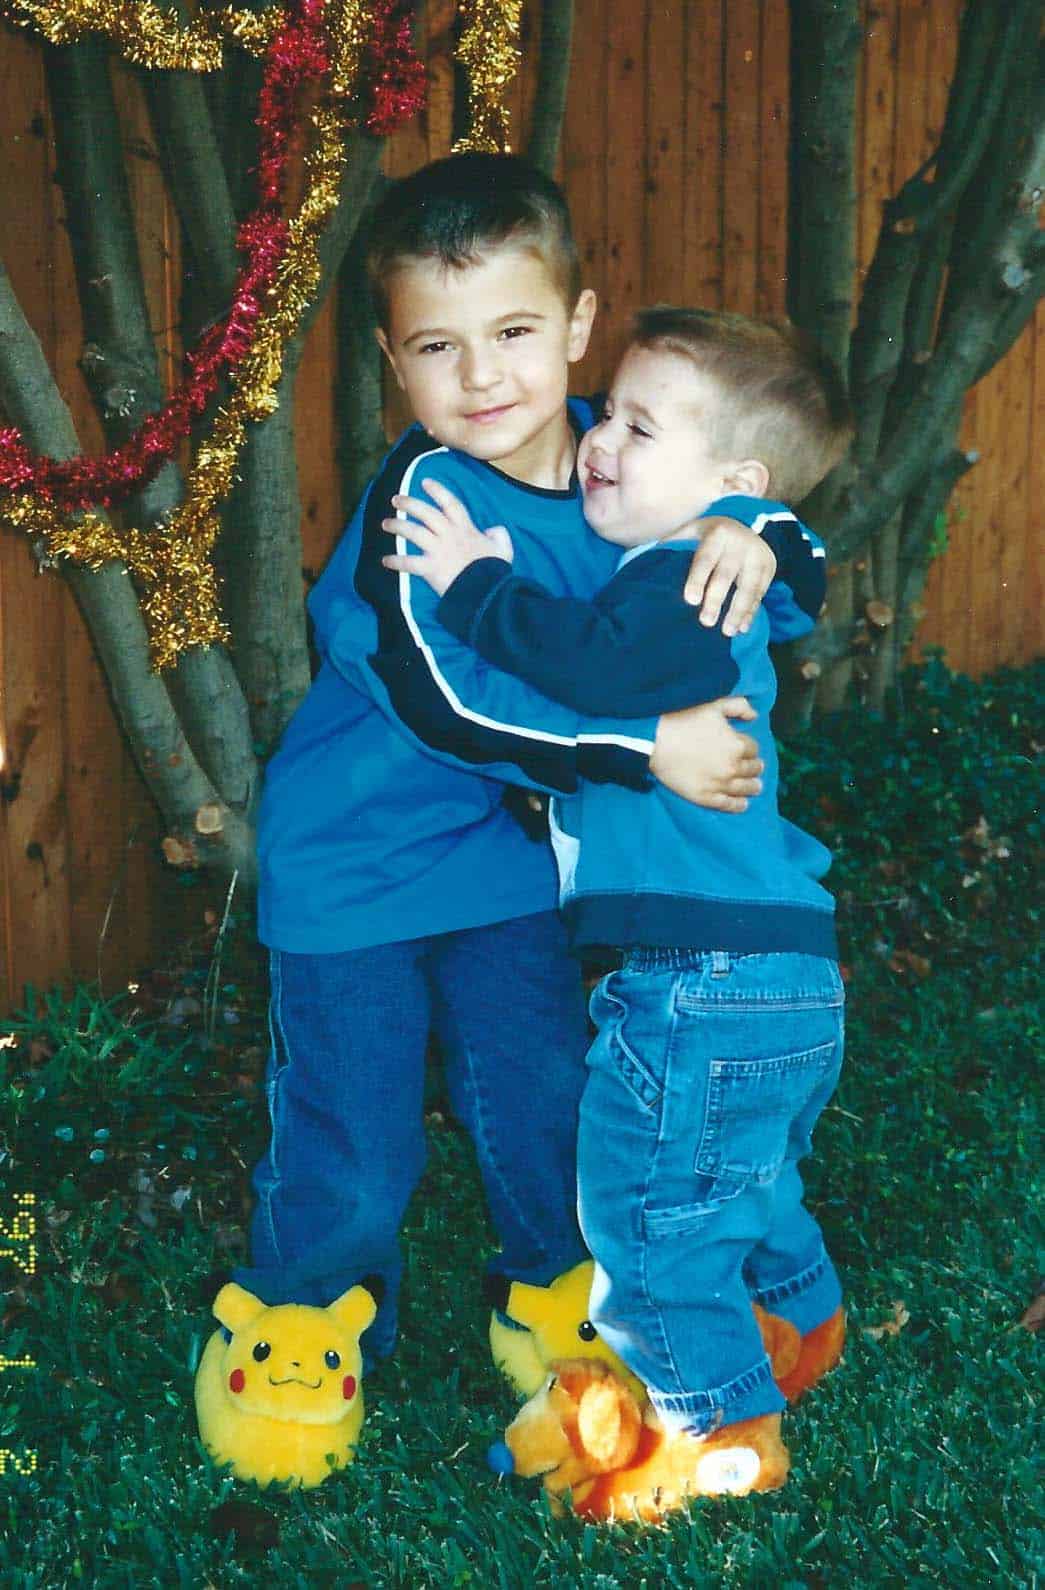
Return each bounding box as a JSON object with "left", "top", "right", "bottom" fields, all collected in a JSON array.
[
  {"left": 383, "top": 306, "right": 854, "bottom": 1487},
  {"left": 236, "top": 155, "right": 821, "bottom": 1377}
]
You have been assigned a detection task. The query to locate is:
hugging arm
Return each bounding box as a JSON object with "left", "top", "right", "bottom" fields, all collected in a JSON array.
[
  {"left": 340, "top": 456, "right": 657, "bottom": 796},
  {"left": 437, "top": 551, "right": 743, "bottom": 718}
]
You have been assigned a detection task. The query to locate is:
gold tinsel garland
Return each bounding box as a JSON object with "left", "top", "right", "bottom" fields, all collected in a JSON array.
[
  {"left": 451, "top": 0, "right": 522, "bottom": 154},
  {"left": 3, "top": 8, "right": 367, "bottom": 668},
  {"left": 1, "top": 0, "right": 284, "bottom": 69}
]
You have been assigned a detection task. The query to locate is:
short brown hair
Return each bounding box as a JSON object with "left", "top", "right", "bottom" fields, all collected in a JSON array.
[
  {"left": 631, "top": 307, "right": 854, "bottom": 504},
  {"left": 365, "top": 153, "right": 582, "bottom": 330}
]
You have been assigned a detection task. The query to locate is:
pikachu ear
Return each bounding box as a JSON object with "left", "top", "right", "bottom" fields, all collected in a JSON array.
[
  {"left": 213, "top": 1282, "right": 267, "bottom": 1334},
  {"left": 327, "top": 1284, "right": 377, "bottom": 1338},
  {"left": 577, "top": 1376, "right": 642, "bottom": 1471},
  {"left": 503, "top": 1279, "right": 548, "bottom": 1331}
]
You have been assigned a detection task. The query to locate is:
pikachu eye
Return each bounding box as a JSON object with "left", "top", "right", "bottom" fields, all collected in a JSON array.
[
  {"left": 578, "top": 1319, "right": 597, "bottom": 1342},
  {"left": 252, "top": 1340, "right": 271, "bottom": 1362},
  {"left": 324, "top": 1349, "right": 341, "bottom": 1369}
]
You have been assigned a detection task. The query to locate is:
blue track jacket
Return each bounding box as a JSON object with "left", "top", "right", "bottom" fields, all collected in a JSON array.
[
  {"left": 257, "top": 404, "right": 824, "bottom": 954},
  {"left": 436, "top": 494, "right": 837, "bottom": 958}
]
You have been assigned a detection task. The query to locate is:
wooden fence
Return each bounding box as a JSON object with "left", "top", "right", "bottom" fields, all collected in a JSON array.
[{"left": 0, "top": 0, "right": 1041, "bottom": 1009}]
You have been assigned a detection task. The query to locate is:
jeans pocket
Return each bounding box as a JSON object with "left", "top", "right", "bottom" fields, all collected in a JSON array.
[
  {"left": 588, "top": 972, "right": 663, "bottom": 1111},
  {"left": 693, "top": 1037, "right": 838, "bottom": 1201}
]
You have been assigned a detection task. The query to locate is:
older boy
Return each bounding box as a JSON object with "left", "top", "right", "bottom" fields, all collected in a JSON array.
[
  {"left": 237, "top": 158, "right": 822, "bottom": 1372},
  {"left": 385, "top": 307, "right": 853, "bottom": 1489}
]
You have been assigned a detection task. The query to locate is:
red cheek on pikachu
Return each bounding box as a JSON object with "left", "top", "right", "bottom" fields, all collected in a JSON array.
[
  {"left": 228, "top": 1368, "right": 245, "bottom": 1393},
  {"left": 342, "top": 1375, "right": 357, "bottom": 1401}
]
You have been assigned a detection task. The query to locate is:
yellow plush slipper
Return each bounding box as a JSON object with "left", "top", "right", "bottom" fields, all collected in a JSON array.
[
  {"left": 194, "top": 1282, "right": 376, "bottom": 1489},
  {"left": 488, "top": 1261, "right": 644, "bottom": 1400}
]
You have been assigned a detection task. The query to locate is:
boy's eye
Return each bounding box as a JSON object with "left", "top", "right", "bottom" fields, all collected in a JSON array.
[
  {"left": 627, "top": 422, "right": 652, "bottom": 439},
  {"left": 418, "top": 341, "right": 451, "bottom": 355},
  {"left": 499, "top": 325, "right": 532, "bottom": 341}
]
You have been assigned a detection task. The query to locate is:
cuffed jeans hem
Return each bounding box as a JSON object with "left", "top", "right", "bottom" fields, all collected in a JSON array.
[
  {"left": 749, "top": 1244, "right": 843, "bottom": 1336},
  {"left": 649, "top": 1354, "right": 785, "bottom": 1436}
]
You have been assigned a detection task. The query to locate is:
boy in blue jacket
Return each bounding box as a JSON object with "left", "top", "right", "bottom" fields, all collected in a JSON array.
[
  {"left": 384, "top": 306, "right": 854, "bottom": 1489},
  {"left": 237, "top": 156, "right": 824, "bottom": 1382}
]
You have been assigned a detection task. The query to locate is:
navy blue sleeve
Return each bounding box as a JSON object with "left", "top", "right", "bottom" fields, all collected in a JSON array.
[
  {"left": 704, "top": 494, "right": 827, "bottom": 640},
  {"left": 437, "top": 550, "right": 741, "bottom": 716}
]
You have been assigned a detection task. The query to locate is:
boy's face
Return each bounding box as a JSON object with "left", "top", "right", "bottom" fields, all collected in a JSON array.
[
  {"left": 578, "top": 346, "right": 739, "bottom": 547},
  {"left": 377, "top": 244, "right": 595, "bottom": 487}
]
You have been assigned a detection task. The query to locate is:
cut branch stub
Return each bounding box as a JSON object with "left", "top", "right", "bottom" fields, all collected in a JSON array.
[
  {"left": 194, "top": 802, "right": 226, "bottom": 836},
  {"left": 162, "top": 835, "right": 200, "bottom": 868},
  {"left": 865, "top": 600, "right": 895, "bottom": 630}
]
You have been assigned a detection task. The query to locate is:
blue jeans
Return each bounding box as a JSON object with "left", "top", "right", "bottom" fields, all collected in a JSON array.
[
  {"left": 233, "top": 911, "right": 589, "bottom": 1361},
  {"left": 577, "top": 949, "right": 845, "bottom": 1434}
]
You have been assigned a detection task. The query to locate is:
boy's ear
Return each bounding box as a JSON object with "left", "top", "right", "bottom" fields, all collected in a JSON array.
[
  {"left": 567, "top": 288, "right": 597, "bottom": 364},
  {"left": 721, "top": 458, "right": 771, "bottom": 499},
  {"left": 375, "top": 327, "right": 406, "bottom": 390}
]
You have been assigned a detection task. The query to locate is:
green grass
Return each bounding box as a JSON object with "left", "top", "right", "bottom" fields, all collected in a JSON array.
[{"left": 0, "top": 658, "right": 1041, "bottom": 1587}]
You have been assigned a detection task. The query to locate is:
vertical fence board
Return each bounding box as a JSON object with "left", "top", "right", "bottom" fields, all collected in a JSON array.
[
  {"left": 601, "top": 1, "right": 646, "bottom": 376},
  {"left": 722, "top": 0, "right": 760, "bottom": 314},
  {"left": 682, "top": 0, "right": 725, "bottom": 310},
  {"left": 644, "top": 0, "right": 686, "bottom": 307},
  {"left": 0, "top": 34, "right": 73, "bottom": 1010},
  {"left": 756, "top": 0, "right": 789, "bottom": 319}
]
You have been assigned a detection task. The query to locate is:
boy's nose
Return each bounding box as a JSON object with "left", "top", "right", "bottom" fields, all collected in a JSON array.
[{"left": 459, "top": 347, "right": 502, "bottom": 391}]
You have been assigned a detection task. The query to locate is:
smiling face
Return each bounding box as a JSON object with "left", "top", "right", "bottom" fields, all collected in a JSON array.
[
  {"left": 217, "top": 1295, "right": 367, "bottom": 1426},
  {"left": 578, "top": 344, "right": 743, "bottom": 547},
  {"left": 376, "top": 243, "right": 596, "bottom": 490}
]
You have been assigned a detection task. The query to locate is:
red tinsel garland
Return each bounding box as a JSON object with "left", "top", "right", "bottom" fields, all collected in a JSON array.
[{"left": 0, "top": 0, "right": 424, "bottom": 513}]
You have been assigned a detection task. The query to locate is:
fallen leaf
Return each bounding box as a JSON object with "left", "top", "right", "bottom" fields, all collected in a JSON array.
[
  {"left": 888, "top": 950, "right": 932, "bottom": 980},
  {"left": 1015, "top": 1284, "right": 1045, "bottom": 1334},
  {"left": 864, "top": 1301, "right": 910, "bottom": 1339}
]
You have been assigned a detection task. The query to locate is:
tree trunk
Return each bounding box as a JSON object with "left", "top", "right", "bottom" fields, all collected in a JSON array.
[{"left": 779, "top": 0, "right": 1044, "bottom": 723}]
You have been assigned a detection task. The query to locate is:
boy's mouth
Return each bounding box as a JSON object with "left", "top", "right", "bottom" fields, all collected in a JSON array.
[
  {"left": 583, "top": 464, "right": 616, "bottom": 490},
  {"left": 464, "top": 403, "right": 515, "bottom": 425}
]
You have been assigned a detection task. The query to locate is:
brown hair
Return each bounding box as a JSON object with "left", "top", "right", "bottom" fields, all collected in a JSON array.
[
  {"left": 631, "top": 306, "right": 854, "bottom": 504},
  {"left": 365, "top": 153, "right": 582, "bottom": 330}
]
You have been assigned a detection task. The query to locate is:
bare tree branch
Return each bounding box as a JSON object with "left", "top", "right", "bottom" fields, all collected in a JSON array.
[
  {"left": 221, "top": 129, "right": 386, "bottom": 752},
  {"left": 525, "top": 0, "right": 574, "bottom": 176},
  {"left": 337, "top": 176, "right": 389, "bottom": 520},
  {"left": 0, "top": 259, "right": 255, "bottom": 883},
  {"left": 139, "top": 58, "right": 239, "bottom": 313},
  {"left": 786, "top": 0, "right": 861, "bottom": 372}
]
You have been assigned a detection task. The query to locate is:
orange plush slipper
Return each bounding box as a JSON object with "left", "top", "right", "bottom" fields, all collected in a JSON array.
[
  {"left": 499, "top": 1358, "right": 790, "bottom": 1523},
  {"left": 770, "top": 1307, "right": 846, "bottom": 1402}
]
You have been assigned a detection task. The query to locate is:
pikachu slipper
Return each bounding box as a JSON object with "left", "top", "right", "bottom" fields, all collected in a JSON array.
[{"left": 194, "top": 1282, "right": 376, "bottom": 1489}]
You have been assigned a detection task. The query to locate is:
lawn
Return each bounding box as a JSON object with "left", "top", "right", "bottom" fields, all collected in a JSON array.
[{"left": 0, "top": 658, "right": 1040, "bottom": 1587}]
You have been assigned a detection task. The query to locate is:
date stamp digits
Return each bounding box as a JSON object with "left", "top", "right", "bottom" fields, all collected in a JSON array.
[{"left": 1, "top": 1192, "right": 38, "bottom": 1475}]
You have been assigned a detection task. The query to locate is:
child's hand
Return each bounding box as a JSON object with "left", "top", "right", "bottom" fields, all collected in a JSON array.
[
  {"left": 649, "top": 698, "right": 764, "bottom": 812},
  {"left": 381, "top": 478, "right": 514, "bottom": 596},
  {"left": 683, "top": 518, "right": 777, "bottom": 636}
]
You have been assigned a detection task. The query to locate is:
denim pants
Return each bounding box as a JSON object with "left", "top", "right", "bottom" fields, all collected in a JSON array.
[
  {"left": 232, "top": 911, "right": 589, "bottom": 1361},
  {"left": 577, "top": 948, "right": 845, "bottom": 1434}
]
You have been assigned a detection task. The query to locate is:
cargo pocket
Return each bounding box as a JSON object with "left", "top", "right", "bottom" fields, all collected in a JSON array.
[{"left": 692, "top": 1038, "right": 838, "bottom": 1202}]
